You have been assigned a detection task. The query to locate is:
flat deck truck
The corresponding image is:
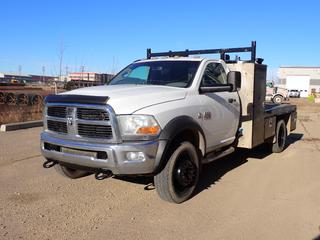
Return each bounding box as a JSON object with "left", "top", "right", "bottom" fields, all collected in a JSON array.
[{"left": 41, "top": 41, "right": 297, "bottom": 203}]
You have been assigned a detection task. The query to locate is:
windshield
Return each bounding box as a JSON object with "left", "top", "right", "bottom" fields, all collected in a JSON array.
[{"left": 109, "top": 61, "right": 200, "bottom": 88}]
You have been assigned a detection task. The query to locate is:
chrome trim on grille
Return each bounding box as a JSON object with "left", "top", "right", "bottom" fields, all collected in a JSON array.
[{"left": 44, "top": 102, "right": 122, "bottom": 144}]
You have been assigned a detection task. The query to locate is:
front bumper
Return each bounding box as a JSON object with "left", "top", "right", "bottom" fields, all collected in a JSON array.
[{"left": 40, "top": 132, "right": 165, "bottom": 175}]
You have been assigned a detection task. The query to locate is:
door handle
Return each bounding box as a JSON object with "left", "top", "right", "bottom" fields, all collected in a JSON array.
[{"left": 228, "top": 98, "right": 236, "bottom": 103}]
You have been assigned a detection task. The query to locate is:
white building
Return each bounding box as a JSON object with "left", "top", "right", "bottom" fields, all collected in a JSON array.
[{"left": 278, "top": 67, "right": 320, "bottom": 97}]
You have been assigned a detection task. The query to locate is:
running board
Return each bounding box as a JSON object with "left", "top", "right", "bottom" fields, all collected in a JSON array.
[{"left": 202, "top": 147, "right": 235, "bottom": 164}]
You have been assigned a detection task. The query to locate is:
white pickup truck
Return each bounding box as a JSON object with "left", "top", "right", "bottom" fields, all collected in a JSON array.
[{"left": 41, "top": 42, "right": 297, "bottom": 203}]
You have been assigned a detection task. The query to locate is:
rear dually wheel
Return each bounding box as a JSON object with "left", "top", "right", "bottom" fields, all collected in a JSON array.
[{"left": 271, "top": 120, "right": 287, "bottom": 153}]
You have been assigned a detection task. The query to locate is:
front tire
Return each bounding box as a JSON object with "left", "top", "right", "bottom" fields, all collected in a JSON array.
[
  {"left": 154, "top": 142, "right": 200, "bottom": 203},
  {"left": 54, "top": 164, "right": 88, "bottom": 179}
]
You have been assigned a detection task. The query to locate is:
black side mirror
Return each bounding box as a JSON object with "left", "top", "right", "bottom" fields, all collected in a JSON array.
[{"left": 227, "top": 71, "right": 241, "bottom": 92}]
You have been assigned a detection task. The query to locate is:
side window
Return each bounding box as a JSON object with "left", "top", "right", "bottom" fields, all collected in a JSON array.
[{"left": 201, "top": 63, "right": 227, "bottom": 87}]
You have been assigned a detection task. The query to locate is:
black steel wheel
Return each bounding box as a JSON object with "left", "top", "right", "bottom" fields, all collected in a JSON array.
[
  {"left": 173, "top": 152, "right": 198, "bottom": 194},
  {"left": 154, "top": 141, "right": 200, "bottom": 203}
]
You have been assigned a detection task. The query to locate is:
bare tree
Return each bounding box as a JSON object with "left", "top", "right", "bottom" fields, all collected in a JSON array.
[
  {"left": 108, "top": 56, "right": 118, "bottom": 75},
  {"left": 18, "top": 65, "right": 22, "bottom": 76}
]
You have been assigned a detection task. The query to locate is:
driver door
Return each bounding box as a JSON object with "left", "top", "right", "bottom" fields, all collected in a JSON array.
[{"left": 198, "top": 62, "right": 240, "bottom": 151}]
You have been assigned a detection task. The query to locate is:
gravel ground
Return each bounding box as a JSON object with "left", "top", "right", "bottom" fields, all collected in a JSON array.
[{"left": 1, "top": 99, "right": 320, "bottom": 240}]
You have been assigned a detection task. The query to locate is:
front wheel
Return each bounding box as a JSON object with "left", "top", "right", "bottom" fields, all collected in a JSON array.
[{"left": 154, "top": 142, "right": 200, "bottom": 203}]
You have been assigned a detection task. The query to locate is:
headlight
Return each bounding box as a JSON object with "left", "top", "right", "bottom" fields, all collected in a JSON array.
[{"left": 117, "top": 115, "right": 161, "bottom": 141}]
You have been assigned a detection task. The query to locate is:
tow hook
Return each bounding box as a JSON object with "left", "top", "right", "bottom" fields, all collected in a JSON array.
[
  {"left": 43, "top": 160, "right": 57, "bottom": 169},
  {"left": 95, "top": 170, "right": 113, "bottom": 180}
]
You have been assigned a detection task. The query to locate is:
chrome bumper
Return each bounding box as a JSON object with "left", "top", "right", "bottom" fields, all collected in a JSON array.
[{"left": 40, "top": 132, "right": 164, "bottom": 175}]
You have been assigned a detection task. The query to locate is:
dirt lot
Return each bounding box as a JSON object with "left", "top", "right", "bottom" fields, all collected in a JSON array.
[{"left": 0, "top": 99, "right": 320, "bottom": 240}]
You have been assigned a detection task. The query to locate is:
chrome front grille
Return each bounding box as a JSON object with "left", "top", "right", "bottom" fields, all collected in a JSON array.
[
  {"left": 47, "top": 120, "right": 67, "bottom": 134},
  {"left": 78, "top": 124, "right": 113, "bottom": 139},
  {"left": 47, "top": 106, "right": 67, "bottom": 118},
  {"left": 77, "top": 108, "right": 109, "bottom": 121},
  {"left": 45, "top": 104, "right": 118, "bottom": 143}
]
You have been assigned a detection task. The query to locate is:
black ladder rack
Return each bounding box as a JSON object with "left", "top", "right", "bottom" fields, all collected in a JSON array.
[{"left": 147, "top": 41, "right": 257, "bottom": 63}]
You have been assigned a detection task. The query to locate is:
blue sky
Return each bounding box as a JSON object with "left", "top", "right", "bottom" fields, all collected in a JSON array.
[{"left": 1, "top": 0, "right": 319, "bottom": 79}]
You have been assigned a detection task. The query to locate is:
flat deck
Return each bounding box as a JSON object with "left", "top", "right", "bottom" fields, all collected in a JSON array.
[{"left": 264, "top": 103, "right": 297, "bottom": 117}]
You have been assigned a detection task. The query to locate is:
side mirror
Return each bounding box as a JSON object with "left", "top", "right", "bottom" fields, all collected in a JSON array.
[{"left": 227, "top": 71, "right": 241, "bottom": 92}]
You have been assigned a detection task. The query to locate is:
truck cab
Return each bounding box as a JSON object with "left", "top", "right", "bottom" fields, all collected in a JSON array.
[{"left": 41, "top": 42, "right": 296, "bottom": 203}]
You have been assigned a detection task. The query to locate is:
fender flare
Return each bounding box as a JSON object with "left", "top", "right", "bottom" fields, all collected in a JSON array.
[{"left": 154, "top": 116, "right": 206, "bottom": 174}]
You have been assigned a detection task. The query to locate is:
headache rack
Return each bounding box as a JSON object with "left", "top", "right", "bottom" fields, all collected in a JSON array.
[{"left": 147, "top": 40, "right": 260, "bottom": 63}]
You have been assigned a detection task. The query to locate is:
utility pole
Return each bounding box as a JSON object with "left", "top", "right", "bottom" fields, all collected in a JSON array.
[
  {"left": 81, "top": 65, "right": 85, "bottom": 81},
  {"left": 42, "top": 66, "right": 45, "bottom": 84},
  {"left": 17, "top": 65, "right": 22, "bottom": 83}
]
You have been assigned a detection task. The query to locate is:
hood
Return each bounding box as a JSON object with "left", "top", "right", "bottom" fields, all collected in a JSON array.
[{"left": 62, "top": 84, "right": 187, "bottom": 114}]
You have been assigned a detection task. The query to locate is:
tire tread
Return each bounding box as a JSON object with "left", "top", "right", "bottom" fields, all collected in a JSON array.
[{"left": 154, "top": 141, "right": 200, "bottom": 203}]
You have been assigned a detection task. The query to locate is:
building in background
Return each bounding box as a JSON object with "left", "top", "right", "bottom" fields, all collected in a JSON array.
[
  {"left": 69, "top": 72, "right": 100, "bottom": 82},
  {"left": 0, "top": 70, "right": 113, "bottom": 88},
  {"left": 30, "top": 75, "right": 56, "bottom": 83},
  {"left": 0, "top": 72, "right": 59, "bottom": 84},
  {"left": 65, "top": 72, "right": 114, "bottom": 90},
  {"left": 68, "top": 72, "right": 113, "bottom": 83},
  {"left": 278, "top": 67, "right": 320, "bottom": 97},
  {"left": 0, "top": 72, "right": 32, "bottom": 83}
]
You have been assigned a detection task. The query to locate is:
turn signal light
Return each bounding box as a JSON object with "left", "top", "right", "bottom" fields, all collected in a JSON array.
[{"left": 137, "top": 126, "right": 160, "bottom": 135}]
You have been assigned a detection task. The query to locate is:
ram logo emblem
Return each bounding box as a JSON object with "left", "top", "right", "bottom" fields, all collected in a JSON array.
[{"left": 67, "top": 117, "right": 73, "bottom": 126}]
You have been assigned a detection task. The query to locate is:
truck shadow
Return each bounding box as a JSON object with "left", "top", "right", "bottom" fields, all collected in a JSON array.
[
  {"left": 286, "top": 133, "right": 304, "bottom": 146},
  {"left": 194, "top": 133, "right": 303, "bottom": 196},
  {"left": 114, "top": 133, "right": 303, "bottom": 199}
]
